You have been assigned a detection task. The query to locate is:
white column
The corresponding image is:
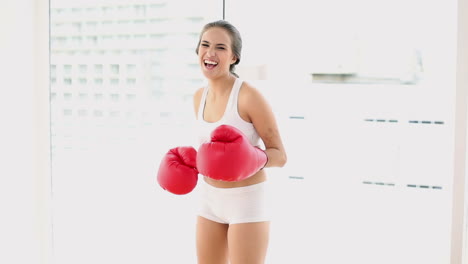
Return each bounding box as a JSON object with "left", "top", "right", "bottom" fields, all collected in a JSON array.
[
  {"left": 451, "top": 0, "right": 468, "bottom": 263},
  {"left": 34, "top": 0, "right": 53, "bottom": 263},
  {"left": 0, "top": 0, "right": 52, "bottom": 263}
]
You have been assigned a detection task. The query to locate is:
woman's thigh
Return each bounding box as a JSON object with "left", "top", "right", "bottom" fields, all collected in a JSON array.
[
  {"left": 228, "top": 221, "right": 270, "bottom": 264},
  {"left": 196, "top": 216, "right": 229, "bottom": 264}
]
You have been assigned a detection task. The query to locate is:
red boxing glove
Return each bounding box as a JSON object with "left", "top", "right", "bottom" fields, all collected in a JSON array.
[
  {"left": 197, "top": 124, "right": 268, "bottom": 182},
  {"left": 157, "top": 146, "right": 198, "bottom": 195}
]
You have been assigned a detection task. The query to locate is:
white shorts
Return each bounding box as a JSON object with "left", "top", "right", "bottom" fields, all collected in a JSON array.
[{"left": 197, "top": 180, "right": 271, "bottom": 224}]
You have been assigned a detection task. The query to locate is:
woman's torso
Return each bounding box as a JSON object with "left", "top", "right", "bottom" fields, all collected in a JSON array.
[{"left": 195, "top": 78, "right": 266, "bottom": 188}]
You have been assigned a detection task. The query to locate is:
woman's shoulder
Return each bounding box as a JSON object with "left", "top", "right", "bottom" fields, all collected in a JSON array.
[
  {"left": 193, "top": 86, "right": 205, "bottom": 116},
  {"left": 193, "top": 86, "right": 204, "bottom": 101},
  {"left": 239, "top": 81, "right": 266, "bottom": 103}
]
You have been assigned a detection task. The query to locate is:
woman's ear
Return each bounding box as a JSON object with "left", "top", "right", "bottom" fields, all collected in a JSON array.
[{"left": 231, "top": 56, "right": 237, "bottom": 65}]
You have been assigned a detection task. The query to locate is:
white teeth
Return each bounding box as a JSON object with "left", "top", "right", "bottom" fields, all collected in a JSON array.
[{"left": 204, "top": 60, "right": 218, "bottom": 65}]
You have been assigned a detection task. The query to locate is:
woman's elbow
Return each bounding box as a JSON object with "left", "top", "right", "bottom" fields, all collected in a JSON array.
[{"left": 279, "top": 151, "right": 287, "bottom": 167}]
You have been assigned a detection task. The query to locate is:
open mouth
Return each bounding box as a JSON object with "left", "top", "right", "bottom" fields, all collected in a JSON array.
[{"left": 204, "top": 59, "right": 218, "bottom": 70}]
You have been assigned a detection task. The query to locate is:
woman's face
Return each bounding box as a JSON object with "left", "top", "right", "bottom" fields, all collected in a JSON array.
[{"left": 198, "top": 27, "right": 237, "bottom": 79}]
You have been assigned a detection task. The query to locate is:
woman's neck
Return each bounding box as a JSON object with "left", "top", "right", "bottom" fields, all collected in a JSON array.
[{"left": 207, "top": 74, "right": 236, "bottom": 95}]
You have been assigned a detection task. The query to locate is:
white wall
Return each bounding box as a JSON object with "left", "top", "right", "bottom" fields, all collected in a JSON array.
[
  {"left": 0, "top": 1, "right": 52, "bottom": 264},
  {"left": 228, "top": 0, "right": 467, "bottom": 263}
]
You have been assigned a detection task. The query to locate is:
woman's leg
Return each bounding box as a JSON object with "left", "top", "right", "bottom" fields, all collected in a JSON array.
[
  {"left": 196, "top": 216, "right": 229, "bottom": 264},
  {"left": 228, "top": 221, "right": 270, "bottom": 264}
]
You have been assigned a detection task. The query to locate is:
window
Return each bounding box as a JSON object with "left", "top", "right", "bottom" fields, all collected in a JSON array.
[
  {"left": 78, "top": 78, "right": 87, "bottom": 85},
  {"left": 93, "top": 78, "right": 103, "bottom": 85},
  {"left": 110, "top": 64, "right": 119, "bottom": 74},
  {"left": 78, "top": 64, "right": 87, "bottom": 73},
  {"left": 50, "top": 1, "right": 220, "bottom": 263},
  {"left": 94, "top": 64, "right": 103, "bottom": 74},
  {"left": 63, "top": 64, "right": 72, "bottom": 74}
]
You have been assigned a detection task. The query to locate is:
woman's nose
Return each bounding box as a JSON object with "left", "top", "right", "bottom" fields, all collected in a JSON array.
[{"left": 207, "top": 47, "right": 216, "bottom": 57}]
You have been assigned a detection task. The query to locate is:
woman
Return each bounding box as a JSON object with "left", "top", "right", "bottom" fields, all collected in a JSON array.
[{"left": 193, "top": 20, "right": 287, "bottom": 264}]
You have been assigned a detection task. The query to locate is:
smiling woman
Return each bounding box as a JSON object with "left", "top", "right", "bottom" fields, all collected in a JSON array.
[
  {"left": 156, "top": 19, "right": 287, "bottom": 264},
  {"left": 196, "top": 21, "right": 242, "bottom": 78},
  {"left": 191, "top": 20, "right": 286, "bottom": 264}
]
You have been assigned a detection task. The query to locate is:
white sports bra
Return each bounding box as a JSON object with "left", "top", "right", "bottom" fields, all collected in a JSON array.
[{"left": 197, "top": 78, "right": 261, "bottom": 147}]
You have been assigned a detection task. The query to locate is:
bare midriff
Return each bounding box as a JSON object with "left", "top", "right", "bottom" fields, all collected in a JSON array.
[{"left": 203, "top": 169, "right": 267, "bottom": 188}]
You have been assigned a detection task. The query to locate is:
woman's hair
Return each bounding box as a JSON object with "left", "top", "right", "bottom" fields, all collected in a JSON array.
[{"left": 195, "top": 20, "right": 242, "bottom": 78}]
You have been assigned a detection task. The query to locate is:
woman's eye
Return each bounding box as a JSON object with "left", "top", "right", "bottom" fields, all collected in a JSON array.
[
  {"left": 217, "top": 47, "right": 225, "bottom": 50},
  {"left": 201, "top": 44, "right": 209, "bottom": 47}
]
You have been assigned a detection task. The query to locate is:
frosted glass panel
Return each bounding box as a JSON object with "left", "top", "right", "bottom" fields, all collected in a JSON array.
[
  {"left": 227, "top": 0, "right": 457, "bottom": 87},
  {"left": 225, "top": 0, "right": 458, "bottom": 264}
]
